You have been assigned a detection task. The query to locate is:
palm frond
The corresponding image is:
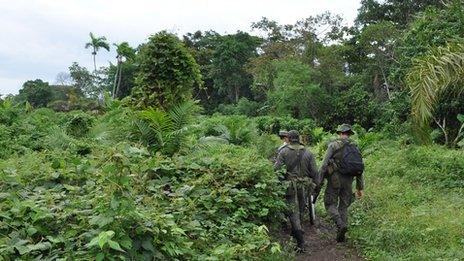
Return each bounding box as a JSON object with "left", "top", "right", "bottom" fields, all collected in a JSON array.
[
  {"left": 132, "top": 118, "right": 158, "bottom": 148},
  {"left": 213, "top": 124, "right": 231, "bottom": 141},
  {"left": 139, "top": 108, "right": 174, "bottom": 134},
  {"left": 168, "top": 100, "right": 201, "bottom": 130},
  {"left": 98, "top": 41, "right": 110, "bottom": 51},
  {"left": 407, "top": 43, "right": 464, "bottom": 143}
]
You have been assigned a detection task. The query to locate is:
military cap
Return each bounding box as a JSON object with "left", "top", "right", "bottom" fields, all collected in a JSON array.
[
  {"left": 287, "top": 130, "right": 300, "bottom": 143},
  {"left": 278, "top": 130, "right": 288, "bottom": 138},
  {"left": 336, "top": 124, "right": 354, "bottom": 134}
]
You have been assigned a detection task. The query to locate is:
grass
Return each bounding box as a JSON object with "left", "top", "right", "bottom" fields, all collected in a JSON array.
[{"left": 349, "top": 141, "right": 464, "bottom": 260}]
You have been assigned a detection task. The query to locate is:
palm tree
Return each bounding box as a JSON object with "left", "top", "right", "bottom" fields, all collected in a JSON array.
[
  {"left": 85, "top": 32, "right": 110, "bottom": 72},
  {"left": 112, "top": 42, "right": 135, "bottom": 98},
  {"left": 407, "top": 43, "right": 464, "bottom": 144},
  {"left": 133, "top": 100, "right": 201, "bottom": 155}
]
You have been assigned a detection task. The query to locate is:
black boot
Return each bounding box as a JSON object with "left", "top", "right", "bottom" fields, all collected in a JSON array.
[
  {"left": 294, "top": 230, "right": 306, "bottom": 253},
  {"left": 336, "top": 226, "right": 347, "bottom": 243}
]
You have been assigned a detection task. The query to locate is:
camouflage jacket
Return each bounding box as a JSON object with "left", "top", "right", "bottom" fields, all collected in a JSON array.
[
  {"left": 274, "top": 143, "right": 320, "bottom": 185},
  {"left": 320, "top": 138, "right": 364, "bottom": 190}
]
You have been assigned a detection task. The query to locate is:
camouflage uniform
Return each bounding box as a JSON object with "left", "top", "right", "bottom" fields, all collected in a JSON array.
[
  {"left": 274, "top": 136, "right": 319, "bottom": 249},
  {"left": 320, "top": 138, "right": 364, "bottom": 231}
]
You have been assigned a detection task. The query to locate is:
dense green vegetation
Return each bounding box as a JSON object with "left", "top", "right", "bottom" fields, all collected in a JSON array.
[
  {"left": 350, "top": 142, "right": 464, "bottom": 260},
  {"left": 1, "top": 0, "right": 464, "bottom": 260},
  {"left": 0, "top": 103, "right": 290, "bottom": 259}
]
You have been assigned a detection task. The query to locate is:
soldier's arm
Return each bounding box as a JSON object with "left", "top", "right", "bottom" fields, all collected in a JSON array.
[
  {"left": 356, "top": 174, "right": 364, "bottom": 191},
  {"left": 307, "top": 153, "right": 320, "bottom": 185},
  {"left": 274, "top": 150, "right": 285, "bottom": 171},
  {"left": 319, "top": 142, "right": 336, "bottom": 177}
]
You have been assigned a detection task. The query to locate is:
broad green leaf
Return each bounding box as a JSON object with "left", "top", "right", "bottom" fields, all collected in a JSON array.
[
  {"left": 457, "top": 114, "right": 464, "bottom": 123},
  {"left": 108, "top": 240, "right": 125, "bottom": 252},
  {"left": 96, "top": 253, "right": 105, "bottom": 261}
]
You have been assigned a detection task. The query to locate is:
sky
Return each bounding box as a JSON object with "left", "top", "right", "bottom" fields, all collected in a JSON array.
[{"left": 0, "top": 0, "right": 361, "bottom": 96}]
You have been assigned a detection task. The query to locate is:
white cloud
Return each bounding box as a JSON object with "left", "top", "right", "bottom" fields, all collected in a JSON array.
[{"left": 0, "top": 0, "right": 361, "bottom": 95}]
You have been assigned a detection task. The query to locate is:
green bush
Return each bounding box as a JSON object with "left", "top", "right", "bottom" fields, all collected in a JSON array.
[
  {"left": 254, "top": 116, "right": 317, "bottom": 144},
  {"left": 216, "top": 98, "right": 264, "bottom": 117},
  {"left": 197, "top": 115, "right": 257, "bottom": 146},
  {"left": 65, "top": 112, "right": 94, "bottom": 138}
]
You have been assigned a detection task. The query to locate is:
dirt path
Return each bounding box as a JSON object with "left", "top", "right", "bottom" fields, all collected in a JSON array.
[{"left": 281, "top": 218, "right": 364, "bottom": 261}]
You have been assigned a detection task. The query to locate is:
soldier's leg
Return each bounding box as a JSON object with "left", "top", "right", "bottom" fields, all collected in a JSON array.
[
  {"left": 324, "top": 175, "right": 342, "bottom": 228},
  {"left": 286, "top": 185, "right": 303, "bottom": 232},
  {"left": 338, "top": 175, "right": 354, "bottom": 229},
  {"left": 297, "top": 186, "right": 306, "bottom": 223},
  {"left": 286, "top": 184, "right": 305, "bottom": 251},
  {"left": 336, "top": 175, "right": 354, "bottom": 242}
]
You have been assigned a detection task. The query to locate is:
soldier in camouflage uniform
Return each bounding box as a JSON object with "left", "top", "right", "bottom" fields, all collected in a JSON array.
[
  {"left": 274, "top": 130, "right": 319, "bottom": 252},
  {"left": 319, "top": 124, "right": 364, "bottom": 242}
]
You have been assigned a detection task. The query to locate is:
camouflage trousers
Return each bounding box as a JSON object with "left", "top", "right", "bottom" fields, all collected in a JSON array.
[
  {"left": 285, "top": 178, "right": 314, "bottom": 232},
  {"left": 324, "top": 172, "right": 355, "bottom": 229}
]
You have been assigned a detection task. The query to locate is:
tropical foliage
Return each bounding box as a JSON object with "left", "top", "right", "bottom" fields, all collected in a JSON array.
[
  {"left": 2, "top": 0, "right": 464, "bottom": 259},
  {"left": 407, "top": 43, "right": 464, "bottom": 144}
]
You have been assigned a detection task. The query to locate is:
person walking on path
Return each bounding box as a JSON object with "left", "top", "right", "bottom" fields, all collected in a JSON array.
[
  {"left": 319, "top": 124, "right": 364, "bottom": 243},
  {"left": 274, "top": 130, "right": 319, "bottom": 252}
]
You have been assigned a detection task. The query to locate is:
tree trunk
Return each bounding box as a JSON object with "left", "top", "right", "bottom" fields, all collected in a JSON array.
[
  {"left": 112, "top": 62, "right": 120, "bottom": 98},
  {"left": 434, "top": 117, "right": 449, "bottom": 146},
  {"left": 380, "top": 66, "right": 391, "bottom": 100},
  {"left": 235, "top": 86, "right": 239, "bottom": 103},
  {"left": 93, "top": 48, "right": 97, "bottom": 72},
  {"left": 116, "top": 62, "right": 123, "bottom": 98}
]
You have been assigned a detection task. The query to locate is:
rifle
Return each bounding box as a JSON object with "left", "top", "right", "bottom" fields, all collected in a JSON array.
[
  {"left": 308, "top": 194, "right": 316, "bottom": 225},
  {"left": 307, "top": 182, "right": 321, "bottom": 225}
]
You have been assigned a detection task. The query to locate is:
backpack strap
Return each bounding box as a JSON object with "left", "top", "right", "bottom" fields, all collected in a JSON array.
[
  {"left": 288, "top": 148, "right": 305, "bottom": 175},
  {"left": 331, "top": 140, "right": 349, "bottom": 166}
]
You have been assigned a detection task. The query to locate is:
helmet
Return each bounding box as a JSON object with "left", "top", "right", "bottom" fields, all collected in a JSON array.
[
  {"left": 278, "top": 130, "right": 288, "bottom": 138},
  {"left": 287, "top": 130, "right": 300, "bottom": 143},
  {"left": 336, "top": 124, "right": 354, "bottom": 135}
]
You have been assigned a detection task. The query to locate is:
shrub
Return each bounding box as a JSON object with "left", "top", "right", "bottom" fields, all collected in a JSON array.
[
  {"left": 254, "top": 116, "right": 317, "bottom": 144},
  {"left": 197, "top": 115, "right": 257, "bottom": 146},
  {"left": 65, "top": 112, "right": 94, "bottom": 138},
  {"left": 216, "top": 98, "right": 264, "bottom": 117}
]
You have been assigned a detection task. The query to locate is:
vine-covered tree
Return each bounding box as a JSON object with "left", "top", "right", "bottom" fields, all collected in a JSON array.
[{"left": 131, "top": 31, "right": 202, "bottom": 109}]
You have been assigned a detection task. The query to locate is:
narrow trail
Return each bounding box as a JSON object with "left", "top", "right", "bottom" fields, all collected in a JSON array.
[{"left": 281, "top": 218, "right": 364, "bottom": 261}]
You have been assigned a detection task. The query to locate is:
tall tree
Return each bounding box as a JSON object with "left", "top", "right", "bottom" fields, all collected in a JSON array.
[
  {"left": 18, "top": 79, "right": 53, "bottom": 107},
  {"left": 211, "top": 31, "right": 261, "bottom": 103},
  {"left": 69, "top": 62, "right": 99, "bottom": 98},
  {"left": 183, "top": 30, "right": 221, "bottom": 112},
  {"left": 112, "top": 42, "right": 136, "bottom": 98},
  {"left": 393, "top": 1, "right": 464, "bottom": 85},
  {"left": 85, "top": 32, "right": 110, "bottom": 72},
  {"left": 356, "top": 0, "right": 445, "bottom": 28}
]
